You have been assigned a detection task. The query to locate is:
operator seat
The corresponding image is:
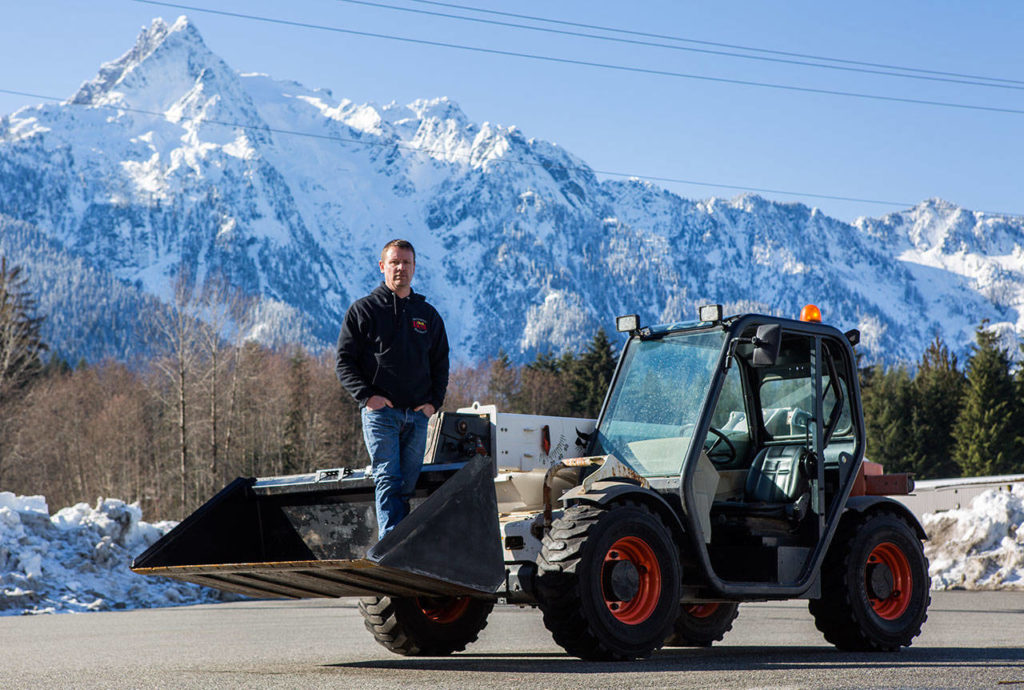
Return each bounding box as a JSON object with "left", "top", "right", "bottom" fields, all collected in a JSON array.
[
  {"left": 746, "top": 445, "right": 806, "bottom": 503},
  {"left": 712, "top": 445, "right": 811, "bottom": 520}
]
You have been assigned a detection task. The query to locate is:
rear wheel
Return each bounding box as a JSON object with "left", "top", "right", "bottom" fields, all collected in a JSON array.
[
  {"left": 809, "top": 511, "right": 930, "bottom": 651},
  {"left": 664, "top": 602, "right": 740, "bottom": 647},
  {"left": 536, "top": 501, "right": 682, "bottom": 660},
  {"left": 358, "top": 595, "right": 493, "bottom": 656}
]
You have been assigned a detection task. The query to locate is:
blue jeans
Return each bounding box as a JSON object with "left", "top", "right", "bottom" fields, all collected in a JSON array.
[{"left": 361, "top": 406, "right": 430, "bottom": 539}]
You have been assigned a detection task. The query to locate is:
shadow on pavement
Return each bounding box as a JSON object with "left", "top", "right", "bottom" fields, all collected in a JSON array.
[{"left": 330, "top": 646, "right": 1024, "bottom": 675}]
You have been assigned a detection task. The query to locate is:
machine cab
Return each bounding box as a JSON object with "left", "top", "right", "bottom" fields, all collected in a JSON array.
[{"left": 597, "top": 307, "right": 865, "bottom": 596}]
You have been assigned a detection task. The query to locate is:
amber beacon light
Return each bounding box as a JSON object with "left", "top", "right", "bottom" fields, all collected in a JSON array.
[{"left": 800, "top": 304, "right": 822, "bottom": 323}]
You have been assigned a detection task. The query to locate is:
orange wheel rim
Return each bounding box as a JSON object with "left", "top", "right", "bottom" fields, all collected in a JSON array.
[
  {"left": 601, "top": 536, "right": 662, "bottom": 624},
  {"left": 685, "top": 603, "right": 720, "bottom": 619},
  {"left": 418, "top": 596, "right": 471, "bottom": 623},
  {"left": 866, "top": 542, "right": 912, "bottom": 620}
]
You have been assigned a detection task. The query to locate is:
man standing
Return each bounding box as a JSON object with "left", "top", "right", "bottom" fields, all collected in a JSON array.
[{"left": 336, "top": 239, "right": 450, "bottom": 539}]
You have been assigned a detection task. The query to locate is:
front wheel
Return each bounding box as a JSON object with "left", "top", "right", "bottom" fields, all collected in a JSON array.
[
  {"left": 536, "top": 501, "right": 682, "bottom": 660},
  {"left": 809, "top": 511, "right": 930, "bottom": 651},
  {"left": 358, "top": 595, "right": 493, "bottom": 655},
  {"left": 664, "top": 602, "right": 739, "bottom": 647}
]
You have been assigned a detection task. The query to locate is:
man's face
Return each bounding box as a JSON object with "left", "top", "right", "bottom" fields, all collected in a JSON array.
[{"left": 380, "top": 246, "right": 416, "bottom": 293}]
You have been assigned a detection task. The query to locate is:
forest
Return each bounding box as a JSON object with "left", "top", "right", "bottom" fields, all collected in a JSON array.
[{"left": 1, "top": 257, "right": 1022, "bottom": 520}]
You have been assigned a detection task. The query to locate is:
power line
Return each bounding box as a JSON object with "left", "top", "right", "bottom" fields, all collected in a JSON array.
[
  {"left": 407, "top": 0, "right": 1024, "bottom": 87},
  {"left": 336, "top": 0, "right": 1024, "bottom": 92},
  {"left": 0, "top": 86, "right": 931, "bottom": 212},
  {"left": 591, "top": 170, "right": 917, "bottom": 208},
  {"left": 130, "top": 0, "right": 1024, "bottom": 118}
]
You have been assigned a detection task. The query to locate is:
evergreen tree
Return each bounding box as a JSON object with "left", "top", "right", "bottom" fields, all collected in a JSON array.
[
  {"left": 953, "top": 323, "right": 1016, "bottom": 476},
  {"left": 526, "top": 349, "right": 561, "bottom": 374},
  {"left": 569, "top": 328, "right": 617, "bottom": 418},
  {"left": 861, "top": 363, "right": 919, "bottom": 474},
  {"left": 1010, "top": 343, "right": 1024, "bottom": 473},
  {"left": 282, "top": 349, "right": 310, "bottom": 473},
  {"left": 909, "top": 337, "right": 965, "bottom": 478},
  {"left": 558, "top": 350, "right": 578, "bottom": 378},
  {"left": 0, "top": 257, "right": 47, "bottom": 397},
  {"left": 40, "top": 355, "right": 71, "bottom": 379}
]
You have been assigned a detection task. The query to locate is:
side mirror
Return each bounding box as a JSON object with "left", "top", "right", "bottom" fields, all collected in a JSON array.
[{"left": 751, "top": 324, "right": 781, "bottom": 367}]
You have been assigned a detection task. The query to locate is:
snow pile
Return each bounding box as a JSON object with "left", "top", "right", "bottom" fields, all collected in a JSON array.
[
  {"left": 924, "top": 484, "right": 1024, "bottom": 590},
  {"left": 3, "top": 484, "right": 1023, "bottom": 616},
  {"left": 0, "top": 492, "right": 236, "bottom": 615}
]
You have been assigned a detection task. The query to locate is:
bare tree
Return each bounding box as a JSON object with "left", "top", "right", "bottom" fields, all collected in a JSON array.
[
  {"left": 150, "top": 275, "right": 205, "bottom": 515},
  {"left": 313, "top": 349, "right": 363, "bottom": 468},
  {"left": 517, "top": 366, "right": 571, "bottom": 416},
  {"left": 445, "top": 361, "right": 491, "bottom": 411},
  {"left": 193, "top": 282, "right": 253, "bottom": 495}
]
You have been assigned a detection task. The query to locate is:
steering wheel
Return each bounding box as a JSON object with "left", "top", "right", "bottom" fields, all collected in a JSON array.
[{"left": 704, "top": 426, "right": 737, "bottom": 465}]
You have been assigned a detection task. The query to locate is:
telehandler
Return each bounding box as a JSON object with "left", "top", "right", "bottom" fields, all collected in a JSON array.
[{"left": 134, "top": 305, "right": 929, "bottom": 660}]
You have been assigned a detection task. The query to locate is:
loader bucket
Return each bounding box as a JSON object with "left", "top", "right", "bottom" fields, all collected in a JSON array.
[{"left": 131, "top": 456, "right": 504, "bottom": 600}]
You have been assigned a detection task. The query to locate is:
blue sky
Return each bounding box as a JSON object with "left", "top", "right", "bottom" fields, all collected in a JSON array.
[{"left": 3, "top": 0, "right": 1022, "bottom": 221}]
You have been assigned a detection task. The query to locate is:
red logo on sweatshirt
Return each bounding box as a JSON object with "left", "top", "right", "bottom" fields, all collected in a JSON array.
[{"left": 412, "top": 318, "right": 428, "bottom": 333}]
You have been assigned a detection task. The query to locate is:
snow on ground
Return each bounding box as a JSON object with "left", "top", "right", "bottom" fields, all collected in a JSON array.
[
  {"left": 0, "top": 492, "right": 235, "bottom": 615},
  {"left": 0, "top": 484, "right": 1022, "bottom": 616},
  {"left": 924, "top": 484, "right": 1024, "bottom": 591}
]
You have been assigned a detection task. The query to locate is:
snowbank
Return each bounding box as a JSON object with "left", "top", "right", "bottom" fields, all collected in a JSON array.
[
  {"left": 2, "top": 484, "right": 1023, "bottom": 616},
  {"left": 0, "top": 492, "right": 236, "bottom": 615},
  {"left": 924, "top": 484, "right": 1024, "bottom": 590}
]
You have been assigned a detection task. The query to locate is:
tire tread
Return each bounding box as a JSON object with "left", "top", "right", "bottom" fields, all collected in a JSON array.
[{"left": 809, "top": 510, "right": 930, "bottom": 652}]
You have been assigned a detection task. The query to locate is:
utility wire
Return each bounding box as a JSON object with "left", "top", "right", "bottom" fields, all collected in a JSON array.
[
  {"left": 131, "top": 0, "right": 1024, "bottom": 118},
  {"left": 0, "top": 86, "right": 927, "bottom": 211},
  {"left": 8, "top": 85, "right": 1024, "bottom": 217},
  {"left": 407, "top": 0, "right": 1024, "bottom": 87},
  {"left": 336, "top": 0, "right": 1024, "bottom": 92}
]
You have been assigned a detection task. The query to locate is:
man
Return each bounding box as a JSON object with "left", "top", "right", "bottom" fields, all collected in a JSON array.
[{"left": 335, "top": 239, "right": 450, "bottom": 539}]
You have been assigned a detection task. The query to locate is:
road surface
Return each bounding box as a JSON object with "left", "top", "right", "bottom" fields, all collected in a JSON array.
[{"left": 1, "top": 591, "right": 1022, "bottom": 688}]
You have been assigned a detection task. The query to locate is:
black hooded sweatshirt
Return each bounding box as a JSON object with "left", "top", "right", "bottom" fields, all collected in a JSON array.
[{"left": 335, "top": 282, "right": 449, "bottom": 410}]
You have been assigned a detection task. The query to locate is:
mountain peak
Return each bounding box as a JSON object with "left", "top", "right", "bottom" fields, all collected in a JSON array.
[
  {"left": 6, "top": 15, "right": 1024, "bottom": 369},
  {"left": 407, "top": 97, "right": 469, "bottom": 126},
  {"left": 70, "top": 16, "right": 225, "bottom": 109},
  {"left": 916, "top": 197, "right": 959, "bottom": 213}
]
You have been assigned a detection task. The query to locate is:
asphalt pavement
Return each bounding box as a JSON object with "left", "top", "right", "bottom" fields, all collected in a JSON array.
[{"left": 1, "top": 591, "right": 1022, "bottom": 688}]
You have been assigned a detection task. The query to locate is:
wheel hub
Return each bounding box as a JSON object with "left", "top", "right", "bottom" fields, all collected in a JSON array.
[
  {"left": 600, "top": 536, "right": 662, "bottom": 624},
  {"left": 417, "top": 596, "right": 471, "bottom": 624},
  {"left": 866, "top": 561, "right": 894, "bottom": 600},
  {"left": 685, "top": 603, "right": 721, "bottom": 619},
  {"left": 605, "top": 558, "right": 640, "bottom": 602},
  {"left": 865, "top": 541, "right": 913, "bottom": 620}
]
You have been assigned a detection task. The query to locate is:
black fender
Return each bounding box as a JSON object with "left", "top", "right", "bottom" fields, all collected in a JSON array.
[
  {"left": 563, "top": 480, "right": 688, "bottom": 553},
  {"left": 844, "top": 496, "right": 927, "bottom": 540}
]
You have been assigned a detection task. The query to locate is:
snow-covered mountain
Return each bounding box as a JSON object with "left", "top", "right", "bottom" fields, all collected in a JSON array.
[
  {"left": 2, "top": 16, "right": 1022, "bottom": 365},
  {"left": 0, "top": 214, "right": 169, "bottom": 364}
]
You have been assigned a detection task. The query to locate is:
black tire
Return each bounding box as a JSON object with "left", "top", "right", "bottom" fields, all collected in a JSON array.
[
  {"left": 664, "top": 602, "right": 739, "bottom": 647},
  {"left": 809, "top": 511, "right": 930, "bottom": 651},
  {"left": 536, "top": 501, "right": 682, "bottom": 661},
  {"left": 358, "top": 595, "right": 493, "bottom": 656}
]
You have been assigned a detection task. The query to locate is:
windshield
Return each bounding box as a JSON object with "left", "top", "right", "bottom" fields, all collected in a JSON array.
[{"left": 594, "top": 330, "right": 727, "bottom": 477}]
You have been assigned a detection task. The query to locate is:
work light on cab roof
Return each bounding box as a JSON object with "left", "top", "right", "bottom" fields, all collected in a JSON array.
[
  {"left": 615, "top": 314, "right": 639, "bottom": 334},
  {"left": 698, "top": 304, "right": 723, "bottom": 323}
]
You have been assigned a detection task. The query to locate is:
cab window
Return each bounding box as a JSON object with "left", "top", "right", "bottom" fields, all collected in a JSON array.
[{"left": 705, "top": 359, "right": 752, "bottom": 466}]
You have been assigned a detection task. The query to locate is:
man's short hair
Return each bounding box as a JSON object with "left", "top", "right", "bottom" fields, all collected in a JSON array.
[{"left": 381, "top": 239, "right": 416, "bottom": 262}]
